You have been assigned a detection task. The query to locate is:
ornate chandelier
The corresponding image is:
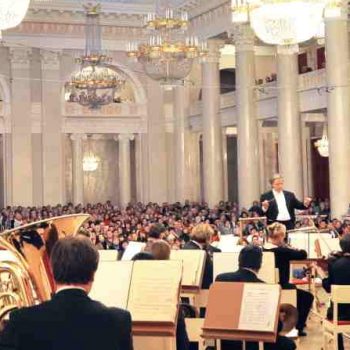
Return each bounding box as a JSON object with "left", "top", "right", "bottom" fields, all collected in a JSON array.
[
  {"left": 127, "top": 0, "right": 207, "bottom": 86},
  {"left": 83, "top": 154, "right": 99, "bottom": 172},
  {"left": 65, "top": 4, "right": 125, "bottom": 109},
  {"left": 314, "top": 126, "right": 329, "bottom": 157},
  {"left": 0, "top": 0, "right": 30, "bottom": 38},
  {"left": 231, "top": 0, "right": 340, "bottom": 47},
  {"left": 83, "top": 135, "right": 99, "bottom": 172}
]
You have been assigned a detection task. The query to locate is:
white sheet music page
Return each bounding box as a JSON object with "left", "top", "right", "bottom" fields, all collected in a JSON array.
[{"left": 238, "top": 283, "right": 280, "bottom": 332}]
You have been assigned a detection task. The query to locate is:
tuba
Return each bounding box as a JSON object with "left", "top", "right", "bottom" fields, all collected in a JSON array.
[{"left": 0, "top": 214, "right": 90, "bottom": 326}]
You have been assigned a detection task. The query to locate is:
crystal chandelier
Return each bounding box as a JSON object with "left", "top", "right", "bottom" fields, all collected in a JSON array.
[
  {"left": 0, "top": 0, "right": 30, "bottom": 39},
  {"left": 65, "top": 4, "right": 125, "bottom": 109},
  {"left": 314, "top": 126, "right": 329, "bottom": 158},
  {"left": 83, "top": 154, "right": 99, "bottom": 172},
  {"left": 83, "top": 135, "right": 99, "bottom": 172},
  {"left": 127, "top": 0, "right": 207, "bottom": 86},
  {"left": 231, "top": 0, "right": 339, "bottom": 47}
]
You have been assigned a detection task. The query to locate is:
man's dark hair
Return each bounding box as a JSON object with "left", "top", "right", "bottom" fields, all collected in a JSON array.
[
  {"left": 51, "top": 236, "right": 99, "bottom": 285},
  {"left": 148, "top": 224, "right": 166, "bottom": 239},
  {"left": 131, "top": 252, "right": 155, "bottom": 261},
  {"left": 238, "top": 245, "right": 262, "bottom": 271},
  {"left": 340, "top": 233, "right": 350, "bottom": 253}
]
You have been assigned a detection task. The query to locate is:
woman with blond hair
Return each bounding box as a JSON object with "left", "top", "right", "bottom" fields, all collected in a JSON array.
[
  {"left": 182, "top": 223, "right": 221, "bottom": 289},
  {"left": 264, "top": 222, "right": 314, "bottom": 337}
]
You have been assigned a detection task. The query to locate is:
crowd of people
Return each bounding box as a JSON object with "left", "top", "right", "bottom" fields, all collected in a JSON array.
[{"left": 0, "top": 197, "right": 345, "bottom": 254}]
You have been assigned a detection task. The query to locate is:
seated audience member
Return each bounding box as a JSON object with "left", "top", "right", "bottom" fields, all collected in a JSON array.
[
  {"left": 322, "top": 234, "right": 350, "bottom": 350},
  {"left": 144, "top": 223, "right": 166, "bottom": 251},
  {"left": 183, "top": 223, "right": 221, "bottom": 289},
  {"left": 150, "top": 240, "right": 171, "bottom": 260},
  {"left": 264, "top": 223, "right": 314, "bottom": 336},
  {"left": 0, "top": 236, "right": 133, "bottom": 350},
  {"left": 216, "top": 245, "right": 296, "bottom": 350}
]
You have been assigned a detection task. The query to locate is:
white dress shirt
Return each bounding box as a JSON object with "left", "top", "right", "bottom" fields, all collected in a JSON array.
[{"left": 273, "top": 190, "right": 291, "bottom": 221}]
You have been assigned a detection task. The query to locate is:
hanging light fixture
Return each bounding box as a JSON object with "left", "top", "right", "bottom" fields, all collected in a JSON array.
[
  {"left": 231, "top": 0, "right": 341, "bottom": 48},
  {"left": 83, "top": 135, "right": 99, "bottom": 172},
  {"left": 65, "top": 3, "right": 125, "bottom": 109},
  {"left": 127, "top": 0, "right": 208, "bottom": 86},
  {"left": 0, "top": 0, "right": 30, "bottom": 39},
  {"left": 314, "top": 125, "right": 329, "bottom": 157}
]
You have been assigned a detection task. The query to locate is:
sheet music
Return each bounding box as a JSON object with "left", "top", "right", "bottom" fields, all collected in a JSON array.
[
  {"left": 127, "top": 260, "right": 182, "bottom": 323},
  {"left": 122, "top": 242, "right": 146, "bottom": 261},
  {"left": 89, "top": 261, "right": 133, "bottom": 309},
  {"left": 289, "top": 232, "right": 332, "bottom": 258},
  {"left": 238, "top": 284, "right": 280, "bottom": 332},
  {"left": 170, "top": 250, "right": 205, "bottom": 286},
  {"left": 317, "top": 235, "right": 340, "bottom": 256},
  {"left": 213, "top": 252, "right": 276, "bottom": 284},
  {"left": 217, "top": 235, "right": 240, "bottom": 252},
  {"left": 99, "top": 250, "right": 118, "bottom": 262}
]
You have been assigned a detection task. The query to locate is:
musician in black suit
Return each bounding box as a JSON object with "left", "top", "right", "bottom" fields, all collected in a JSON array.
[
  {"left": 260, "top": 174, "right": 312, "bottom": 230},
  {"left": 182, "top": 223, "right": 221, "bottom": 289},
  {"left": 264, "top": 223, "right": 314, "bottom": 336},
  {"left": 216, "top": 245, "right": 296, "bottom": 350},
  {"left": 321, "top": 234, "right": 350, "bottom": 350},
  {"left": 0, "top": 236, "right": 133, "bottom": 350}
]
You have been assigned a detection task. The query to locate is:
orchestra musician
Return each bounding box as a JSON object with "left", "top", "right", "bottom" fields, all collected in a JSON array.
[
  {"left": 216, "top": 245, "right": 296, "bottom": 350},
  {"left": 263, "top": 223, "right": 314, "bottom": 336},
  {"left": 318, "top": 234, "right": 350, "bottom": 350},
  {"left": 260, "top": 174, "right": 312, "bottom": 230},
  {"left": 0, "top": 236, "right": 133, "bottom": 350},
  {"left": 182, "top": 223, "right": 221, "bottom": 289}
]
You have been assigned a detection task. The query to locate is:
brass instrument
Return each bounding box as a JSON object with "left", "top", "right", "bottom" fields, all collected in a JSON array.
[{"left": 0, "top": 214, "right": 90, "bottom": 324}]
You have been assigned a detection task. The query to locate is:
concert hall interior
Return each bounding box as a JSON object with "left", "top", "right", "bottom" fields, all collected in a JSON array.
[{"left": 0, "top": 0, "right": 350, "bottom": 349}]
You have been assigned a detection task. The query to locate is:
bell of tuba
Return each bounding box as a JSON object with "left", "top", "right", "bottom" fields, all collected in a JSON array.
[{"left": 0, "top": 214, "right": 90, "bottom": 326}]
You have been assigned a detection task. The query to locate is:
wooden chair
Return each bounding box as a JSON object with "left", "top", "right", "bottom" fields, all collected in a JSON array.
[{"left": 323, "top": 285, "right": 350, "bottom": 350}]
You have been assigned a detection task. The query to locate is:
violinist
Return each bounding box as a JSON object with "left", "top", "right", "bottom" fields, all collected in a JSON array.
[
  {"left": 322, "top": 234, "right": 350, "bottom": 350},
  {"left": 263, "top": 223, "right": 314, "bottom": 336}
]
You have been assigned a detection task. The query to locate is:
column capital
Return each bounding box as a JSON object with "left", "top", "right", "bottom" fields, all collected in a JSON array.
[
  {"left": 277, "top": 45, "right": 299, "bottom": 55},
  {"left": 229, "top": 24, "right": 255, "bottom": 52},
  {"left": 324, "top": 0, "right": 348, "bottom": 20},
  {"left": 9, "top": 47, "right": 32, "bottom": 70},
  {"left": 41, "top": 49, "right": 61, "bottom": 70},
  {"left": 115, "top": 134, "right": 135, "bottom": 143},
  {"left": 70, "top": 133, "right": 87, "bottom": 141},
  {"left": 202, "top": 39, "right": 225, "bottom": 64}
]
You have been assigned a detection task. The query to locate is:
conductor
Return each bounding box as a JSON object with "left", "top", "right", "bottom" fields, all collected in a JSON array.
[{"left": 260, "top": 174, "right": 312, "bottom": 230}]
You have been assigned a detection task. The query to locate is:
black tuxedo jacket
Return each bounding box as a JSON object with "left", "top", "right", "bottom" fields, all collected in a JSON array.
[
  {"left": 263, "top": 245, "right": 307, "bottom": 288},
  {"left": 323, "top": 255, "right": 350, "bottom": 320},
  {"left": 182, "top": 241, "right": 221, "bottom": 289},
  {"left": 0, "top": 289, "right": 133, "bottom": 350},
  {"left": 260, "top": 190, "right": 307, "bottom": 225},
  {"left": 216, "top": 268, "right": 263, "bottom": 283}
]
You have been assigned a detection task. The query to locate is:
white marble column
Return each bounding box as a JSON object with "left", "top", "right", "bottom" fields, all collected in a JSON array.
[
  {"left": 117, "top": 134, "right": 134, "bottom": 208},
  {"left": 234, "top": 25, "right": 261, "bottom": 208},
  {"left": 146, "top": 79, "right": 168, "bottom": 203},
  {"left": 41, "top": 50, "right": 65, "bottom": 204},
  {"left": 173, "top": 85, "right": 190, "bottom": 203},
  {"left": 201, "top": 40, "right": 224, "bottom": 207},
  {"left": 325, "top": 5, "right": 350, "bottom": 218},
  {"left": 71, "top": 134, "right": 86, "bottom": 205},
  {"left": 277, "top": 46, "right": 303, "bottom": 198},
  {"left": 9, "top": 48, "right": 33, "bottom": 206}
]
